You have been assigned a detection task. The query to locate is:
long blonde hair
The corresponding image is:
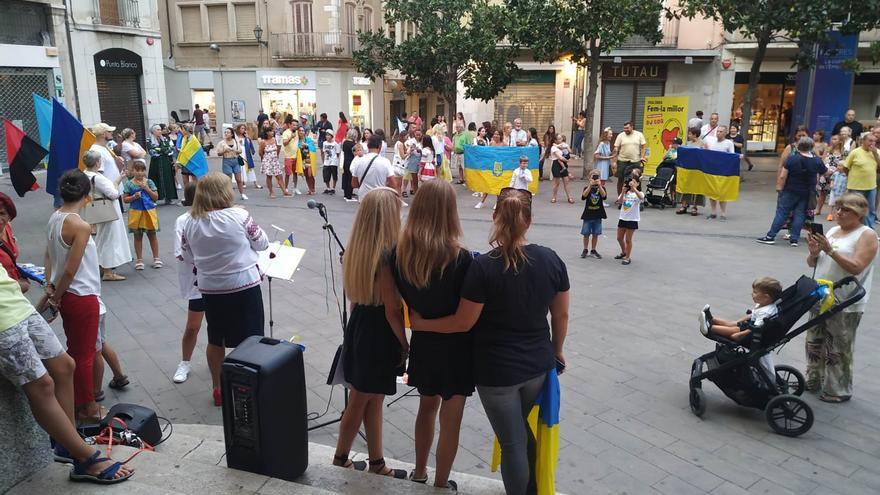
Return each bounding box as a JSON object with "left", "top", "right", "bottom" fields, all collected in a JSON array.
[
  {"left": 191, "top": 171, "right": 235, "bottom": 218},
  {"left": 343, "top": 187, "right": 402, "bottom": 304},
  {"left": 396, "top": 180, "right": 462, "bottom": 288},
  {"left": 489, "top": 193, "right": 531, "bottom": 271}
]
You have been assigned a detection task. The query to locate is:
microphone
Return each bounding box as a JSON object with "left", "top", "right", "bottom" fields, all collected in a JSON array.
[{"left": 307, "top": 199, "right": 325, "bottom": 210}]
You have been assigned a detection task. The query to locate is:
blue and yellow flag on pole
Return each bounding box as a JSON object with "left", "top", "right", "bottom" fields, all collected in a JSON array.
[
  {"left": 282, "top": 233, "right": 295, "bottom": 247},
  {"left": 177, "top": 135, "right": 209, "bottom": 178},
  {"left": 32, "top": 93, "right": 53, "bottom": 154},
  {"left": 675, "top": 147, "right": 741, "bottom": 202},
  {"left": 491, "top": 370, "right": 560, "bottom": 495},
  {"left": 47, "top": 98, "right": 94, "bottom": 198},
  {"left": 463, "top": 145, "right": 539, "bottom": 195}
]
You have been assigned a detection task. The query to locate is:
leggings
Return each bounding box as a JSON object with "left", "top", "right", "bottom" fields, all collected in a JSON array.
[
  {"left": 60, "top": 292, "right": 99, "bottom": 407},
  {"left": 477, "top": 373, "right": 546, "bottom": 495}
]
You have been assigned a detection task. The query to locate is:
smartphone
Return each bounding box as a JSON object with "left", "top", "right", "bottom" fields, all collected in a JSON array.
[
  {"left": 810, "top": 223, "right": 824, "bottom": 236},
  {"left": 555, "top": 358, "right": 566, "bottom": 374}
]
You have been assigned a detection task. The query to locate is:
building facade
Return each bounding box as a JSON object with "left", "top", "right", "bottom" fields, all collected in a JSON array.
[{"left": 159, "top": 0, "right": 384, "bottom": 134}]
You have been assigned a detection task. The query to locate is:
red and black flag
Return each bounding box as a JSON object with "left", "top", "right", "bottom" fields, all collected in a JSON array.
[{"left": 3, "top": 118, "right": 47, "bottom": 197}]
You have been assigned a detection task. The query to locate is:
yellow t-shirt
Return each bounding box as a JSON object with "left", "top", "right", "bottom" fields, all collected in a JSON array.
[
  {"left": 614, "top": 130, "right": 646, "bottom": 163},
  {"left": 0, "top": 270, "right": 34, "bottom": 331},
  {"left": 282, "top": 129, "right": 299, "bottom": 160},
  {"left": 843, "top": 147, "right": 879, "bottom": 191}
]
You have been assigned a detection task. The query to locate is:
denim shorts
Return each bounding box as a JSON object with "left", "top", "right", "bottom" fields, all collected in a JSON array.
[
  {"left": 581, "top": 219, "right": 603, "bottom": 236},
  {"left": 222, "top": 157, "right": 241, "bottom": 175}
]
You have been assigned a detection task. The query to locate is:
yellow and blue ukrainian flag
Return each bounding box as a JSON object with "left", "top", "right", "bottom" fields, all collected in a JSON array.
[
  {"left": 463, "top": 145, "right": 540, "bottom": 195},
  {"left": 675, "top": 147, "right": 741, "bottom": 202},
  {"left": 491, "top": 370, "right": 560, "bottom": 495},
  {"left": 47, "top": 98, "right": 94, "bottom": 199},
  {"left": 177, "top": 135, "right": 209, "bottom": 178}
]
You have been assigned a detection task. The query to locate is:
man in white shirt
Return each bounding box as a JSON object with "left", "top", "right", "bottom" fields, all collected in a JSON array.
[
  {"left": 700, "top": 113, "right": 719, "bottom": 140},
  {"left": 702, "top": 125, "right": 737, "bottom": 221},
  {"left": 509, "top": 118, "right": 529, "bottom": 147},
  {"left": 351, "top": 135, "right": 393, "bottom": 198},
  {"left": 90, "top": 123, "right": 122, "bottom": 182},
  {"left": 688, "top": 111, "right": 704, "bottom": 132}
]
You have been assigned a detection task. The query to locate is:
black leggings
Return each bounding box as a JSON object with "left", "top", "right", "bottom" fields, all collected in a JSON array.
[{"left": 341, "top": 163, "right": 353, "bottom": 198}]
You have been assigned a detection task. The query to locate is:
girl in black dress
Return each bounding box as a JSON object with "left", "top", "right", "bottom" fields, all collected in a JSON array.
[
  {"left": 391, "top": 180, "right": 473, "bottom": 490},
  {"left": 333, "top": 187, "right": 408, "bottom": 479}
]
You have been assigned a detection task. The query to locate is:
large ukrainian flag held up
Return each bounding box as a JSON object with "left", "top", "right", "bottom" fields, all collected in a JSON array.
[
  {"left": 176, "top": 135, "right": 209, "bottom": 178},
  {"left": 463, "top": 145, "right": 540, "bottom": 194},
  {"left": 675, "top": 147, "right": 741, "bottom": 202},
  {"left": 47, "top": 98, "right": 94, "bottom": 198}
]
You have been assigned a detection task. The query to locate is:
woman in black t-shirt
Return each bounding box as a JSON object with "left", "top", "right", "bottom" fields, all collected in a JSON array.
[
  {"left": 391, "top": 180, "right": 472, "bottom": 490},
  {"left": 411, "top": 188, "right": 570, "bottom": 495},
  {"left": 340, "top": 129, "right": 357, "bottom": 200}
]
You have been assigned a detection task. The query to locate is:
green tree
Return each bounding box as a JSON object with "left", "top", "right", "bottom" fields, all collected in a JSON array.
[
  {"left": 353, "top": 0, "right": 519, "bottom": 126},
  {"left": 678, "top": 0, "right": 880, "bottom": 154},
  {"left": 510, "top": 0, "right": 664, "bottom": 177}
]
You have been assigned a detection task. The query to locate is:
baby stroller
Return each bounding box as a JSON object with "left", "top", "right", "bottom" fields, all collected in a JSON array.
[
  {"left": 645, "top": 160, "right": 676, "bottom": 209},
  {"left": 689, "top": 275, "right": 865, "bottom": 437}
]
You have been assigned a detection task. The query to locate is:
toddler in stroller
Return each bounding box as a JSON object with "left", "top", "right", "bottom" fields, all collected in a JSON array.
[
  {"left": 689, "top": 275, "right": 866, "bottom": 437},
  {"left": 699, "top": 277, "right": 782, "bottom": 342}
]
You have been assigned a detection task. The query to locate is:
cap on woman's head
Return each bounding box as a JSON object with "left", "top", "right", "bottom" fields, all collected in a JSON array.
[{"left": 0, "top": 192, "right": 16, "bottom": 220}]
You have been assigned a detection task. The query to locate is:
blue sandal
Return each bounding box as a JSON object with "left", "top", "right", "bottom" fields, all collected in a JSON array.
[{"left": 69, "top": 450, "right": 133, "bottom": 484}]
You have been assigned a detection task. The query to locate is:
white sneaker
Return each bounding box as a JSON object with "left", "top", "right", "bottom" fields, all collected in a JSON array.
[
  {"left": 345, "top": 198, "right": 358, "bottom": 203},
  {"left": 400, "top": 200, "right": 409, "bottom": 207},
  {"left": 474, "top": 202, "right": 483, "bottom": 209},
  {"left": 176, "top": 182, "right": 183, "bottom": 190},
  {"left": 294, "top": 188, "right": 302, "bottom": 195},
  {"left": 241, "top": 194, "right": 249, "bottom": 200},
  {"left": 173, "top": 361, "right": 191, "bottom": 383}
]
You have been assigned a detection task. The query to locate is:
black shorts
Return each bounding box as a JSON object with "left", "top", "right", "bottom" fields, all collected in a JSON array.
[
  {"left": 203, "top": 285, "right": 264, "bottom": 348},
  {"left": 188, "top": 298, "right": 205, "bottom": 312},
  {"left": 618, "top": 219, "right": 639, "bottom": 230},
  {"left": 323, "top": 166, "right": 338, "bottom": 184},
  {"left": 617, "top": 161, "right": 642, "bottom": 180}
]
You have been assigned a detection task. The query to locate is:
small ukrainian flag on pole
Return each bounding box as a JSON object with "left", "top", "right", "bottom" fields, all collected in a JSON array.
[{"left": 282, "top": 233, "right": 295, "bottom": 247}]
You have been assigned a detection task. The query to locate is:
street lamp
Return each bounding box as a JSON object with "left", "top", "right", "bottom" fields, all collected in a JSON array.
[{"left": 253, "top": 25, "right": 268, "bottom": 46}]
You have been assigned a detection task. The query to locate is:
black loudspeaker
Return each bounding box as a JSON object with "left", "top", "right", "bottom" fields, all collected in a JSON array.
[
  {"left": 221, "top": 336, "right": 308, "bottom": 481},
  {"left": 99, "top": 403, "right": 162, "bottom": 446}
]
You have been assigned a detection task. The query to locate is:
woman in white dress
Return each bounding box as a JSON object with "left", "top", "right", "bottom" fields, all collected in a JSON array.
[{"left": 82, "top": 150, "right": 131, "bottom": 281}]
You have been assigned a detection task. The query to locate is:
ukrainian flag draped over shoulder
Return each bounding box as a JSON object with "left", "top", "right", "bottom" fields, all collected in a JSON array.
[
  {"left": 463, "top": 145, "right": 539, "bottom": 195},
  {"left": 675, "top": 147, "right": 741, "bottom": 202},
  {"left": 177, "top": 135, "right": 209, "bottom": 177},
  {"left": 491, "top": 370, "right": 560, "bottom": 495}
]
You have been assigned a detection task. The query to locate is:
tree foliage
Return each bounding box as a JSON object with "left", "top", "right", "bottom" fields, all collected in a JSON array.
[{"left": 353, "top": 0, "right": 520, "bottom": 121}]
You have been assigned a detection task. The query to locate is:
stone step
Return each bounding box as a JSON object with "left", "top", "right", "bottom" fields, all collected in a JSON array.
[{"left": 10, "top": 424, "right": 508, "bottom": 495}]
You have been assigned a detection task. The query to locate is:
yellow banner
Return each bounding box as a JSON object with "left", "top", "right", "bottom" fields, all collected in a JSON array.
[{"left": 642, "top": 96, "right": 688, "bottom": 175}]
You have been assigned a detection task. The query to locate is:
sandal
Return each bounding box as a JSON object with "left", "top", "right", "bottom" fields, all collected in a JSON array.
[
  {"left": 567, "top": 197, "right": 575, "bottom": 204},
  {"left": 819, "top": 394, "right": 851, "bottom": 403},
  {"left": 676, "top": 207, "right": 687, "bottom": 214},
  {"left": 108, "top": 375, "right": 130, "bottom": 389},
  {"left": 152, "top": 259, "right": 164, "bottom": 269},
  {"left": 94, "top": 389, "right": 105, "bottom": 402},
  {"left": 70, "top": 450, "right": 133, "bottom": 485},
  {"left": 333, "top": 453, "right": 367, "bottom": 471},
  {"left": 134, "top": 260, "right": 144, "bottom": 271},
  {"left": 77, "top": 405, "right": 108, "bottom": 424},
  {"left": 551, "top": 198, "right": 557, "bottom": 204},
  {"left": 622, "top": 259, "right": 632, "bottom": 265},
  {"left": 613, "top": 253, "right": 626, "bottom": 260},
  {"left": 369, "top": 458, "right": 407, "bottom": 479},
  {"left": 409, "top": 470, "right": 428, "bottom": 483},
  {"left": 690, "top": 209, "right": 699, "bottom": 216}
]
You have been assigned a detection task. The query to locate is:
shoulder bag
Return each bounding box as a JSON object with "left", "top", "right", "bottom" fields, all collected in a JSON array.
[
  {"left": 80, "top": 175, "right": 118, "bottom": 225},
  {"left": 358, "top": 155, "right": 379, "bottom": 185}
]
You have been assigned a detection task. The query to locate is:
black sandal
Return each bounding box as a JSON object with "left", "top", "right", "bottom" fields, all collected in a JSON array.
[
  {"left": 613, "top": 253, "right": 626, "bottom": 260},
  {"left": 333, "top": 453, "right": 367, "bottom": 471},
  {"left": 107, "top": 375, "right": 129, "bottom": 389},
  {"left": 409, "top": 470, "right": 428, "bottom": 483},
  {"left": 369, "top": 458, "right": 407, "bottom": 479}
]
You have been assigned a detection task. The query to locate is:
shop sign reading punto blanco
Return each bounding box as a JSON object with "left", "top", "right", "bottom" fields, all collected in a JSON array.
[{"left": 255, "top": 70, "right": 317, "bottom": 90}]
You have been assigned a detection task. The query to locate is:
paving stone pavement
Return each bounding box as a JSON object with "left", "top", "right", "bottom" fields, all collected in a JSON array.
[{"left": 4, "top": 155, "right": 880, "bottom": 494}]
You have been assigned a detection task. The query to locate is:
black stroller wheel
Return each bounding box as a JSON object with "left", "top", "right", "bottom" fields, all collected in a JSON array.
[
  {"left": 765, "top": 395, "right": 813, "bottom": 437},
  {"left": 689, "top": 386, "right": 706, "bottom": 417},
  {"left": 775, "top": 365, "right": 806, "bottom": 396}
]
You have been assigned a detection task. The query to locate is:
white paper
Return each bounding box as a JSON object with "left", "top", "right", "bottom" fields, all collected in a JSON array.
[{"left": 258, "top": 242, "right": 306, "bottom": 281}]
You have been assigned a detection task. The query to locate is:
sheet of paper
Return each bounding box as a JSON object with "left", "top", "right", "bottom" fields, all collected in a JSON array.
[{"left": 257, "top": 242, "right": 306, "bottom": 281}]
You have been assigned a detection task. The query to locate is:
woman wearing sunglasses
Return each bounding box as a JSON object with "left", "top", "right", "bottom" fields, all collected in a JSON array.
[{"left": 410, "top": 187, "right": 569, "bottom": 494}]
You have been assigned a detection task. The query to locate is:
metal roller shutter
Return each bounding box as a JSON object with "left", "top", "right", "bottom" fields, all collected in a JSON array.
[
  {"left": 96, "top": 74, "right": 146, "bottom": 145},
  {"left": 601, "top": 81, "right": 634, "bottom": 132},
  {"left": 494, "top": 83, "right": 555, "bottom": 130},
  {"left": 634, "top": 81, "right": 664, "bottom": 129}
]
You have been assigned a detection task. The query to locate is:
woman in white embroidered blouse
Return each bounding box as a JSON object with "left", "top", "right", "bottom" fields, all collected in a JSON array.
[{"left": 181, "top": 171, "right": 268, "bottom": 406}]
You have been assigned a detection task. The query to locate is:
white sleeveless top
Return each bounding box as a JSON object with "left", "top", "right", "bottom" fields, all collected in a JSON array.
[
  {"left": 815, "top": 225, "right": 875, "bottom": 312},
  {"left": 47, "top": 211, "right": 101, "bottom": 297}
]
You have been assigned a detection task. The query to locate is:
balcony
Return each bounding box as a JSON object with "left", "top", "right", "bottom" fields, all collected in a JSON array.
[
  {"left": 272, "top": 32, "right": 360, "bottom": 60},
  {"left": 620, "top": 17, "right": 680, "bottom": 48},
  {"left": 96, "top": 0, "right": 140, "bottom": 28}
]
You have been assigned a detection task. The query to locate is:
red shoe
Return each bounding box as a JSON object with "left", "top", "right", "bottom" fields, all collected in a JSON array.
[{"left": 213, "top": 387, "right": 222, "bottom": 407}]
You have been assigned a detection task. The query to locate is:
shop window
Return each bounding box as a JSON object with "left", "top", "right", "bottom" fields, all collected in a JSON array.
[
  {"left": 207, "top": 4, "right": 230, "bottom": 41},
  {"left": 180, "top": 6, "right": 203, "bottom": 42},
  {"left": 234, "top": 3, "right": 257, "bottom": 40}
]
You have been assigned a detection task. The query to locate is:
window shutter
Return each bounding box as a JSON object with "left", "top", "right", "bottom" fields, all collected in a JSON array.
[
  {"left": 235, "top": 3, "right": 257, "bottom": 40},
  {"left": 493, "top": 83, "right": 556, "bottom": 132},
  {"left": 600, "top": 81, "right": 634, "bottom": 132},
  {"left": 180, "top": 6, "right": 202, "bottom": 42},
  {"left": 634, "top": 81, "right": 664, "bottom": 129},
  {"left": 207, "top": 5, "right": 229, "bottom": 41}
]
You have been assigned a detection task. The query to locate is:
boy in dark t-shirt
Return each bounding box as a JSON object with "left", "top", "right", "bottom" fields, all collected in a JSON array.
[{"left": 580, "top": 170, "right": 607, "bottom": 259}]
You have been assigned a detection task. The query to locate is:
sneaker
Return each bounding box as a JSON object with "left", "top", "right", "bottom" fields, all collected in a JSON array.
[
  {"left": 176, "top": 182, "right": 183, "bottom": 190},
  {"left": 790, "top": 241, "right": 799, "bottom": 247},
  {"left": 402, "top": 192, "right": 409, "bottom": 198},
  {"left": 580, "top": 249, "right": 588, "bottom": 259},
  {"left": 401, "top": 200, "right": 409, "bottom": 207},
  {"left": 323, "top": 189, "right": 330, "bottom": 194},
  {"left": 699, "top": 304, "right": 711, "bottom": 336},
  {"left": 756, "top": 236, "right": 775, "bottom": 245},
  {"left": 591, "top": 250, "right": 602, "bottom": 259},
  {"left": 603, "top": 202, "right": 610, "bottom": 207},
  {"left": 241, "top": 194, "right": 249, "bottom": 201},
  {"left": 474, "top": 202, "right": 483, "bottom": 209},
  {"left": 294, "top": 188, "right": 303, "bottom": 195},
  {"left": 329, "top": 189, "right": 336, "bottom": 195},
  {"left": 783, "top": 233, "right": 791, "bottom": 240},
  {"left": 345, "top": 198, "right": 358, "bottom": 203},
  {"left": 172, "top": 361, "right": 192, "bottom": 383}
]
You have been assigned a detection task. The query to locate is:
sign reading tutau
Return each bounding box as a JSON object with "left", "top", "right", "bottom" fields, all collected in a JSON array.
[{"left": 602, "top": 63, "right": 667, "bottom": 80}]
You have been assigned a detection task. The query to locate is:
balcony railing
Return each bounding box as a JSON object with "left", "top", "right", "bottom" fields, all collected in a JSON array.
[
  {"left": 97, "top": 0, "right": 140, "bottom": 28},
  {"left": 620, "top": 16, "right": 679, "bottom": 48},
  {"left": 272, "top": 32, "right": 360, "bottom": 59}
]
